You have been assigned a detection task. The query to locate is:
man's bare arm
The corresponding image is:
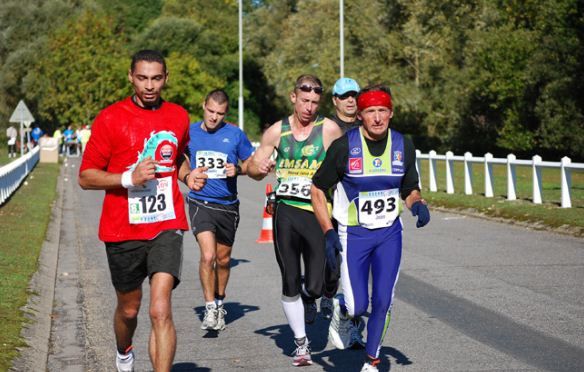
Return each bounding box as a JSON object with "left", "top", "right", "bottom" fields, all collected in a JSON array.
[
  {"left": 311, "top": 184, "right": 334, "bottom": 233},
  {"left": 79, "top": 157, "right": 157, "bottom": 190},
  {"left": 247, "top": 122, "right": 281, "bottom": 180}
]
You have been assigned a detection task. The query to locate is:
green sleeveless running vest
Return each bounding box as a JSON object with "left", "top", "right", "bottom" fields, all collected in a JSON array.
[{"left": 275, "top": 115, "right": 326, "bottom": 212}]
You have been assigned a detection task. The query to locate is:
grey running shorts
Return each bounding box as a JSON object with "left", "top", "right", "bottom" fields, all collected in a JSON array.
[{"left": 188, "top": 198, "right": 240, "bottom": 246}]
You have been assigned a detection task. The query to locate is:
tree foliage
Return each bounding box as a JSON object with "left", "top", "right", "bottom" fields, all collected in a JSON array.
[
  {"left": 24, "top": 12, "right": 128, "bottom": 129},
  {"left": 0, "top": 0, "right": 581, "bottom": 158}
]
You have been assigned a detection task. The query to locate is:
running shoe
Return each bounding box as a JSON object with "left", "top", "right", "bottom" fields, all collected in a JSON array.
[
  {"left": 201, "top": 303, "right": 218, "bottom": 330},
  {"left": 304, "top": 300, "right": 317, "bottom": 324},
  {"left": 213, "top": 304, "right": 227, "bottom": 331},
  {"left": 328, "top": 296, "right": 353, "bottom": 349},
  {"left": 360, "top": 361, "right": 379, "bottom": 372},
  {"left": 320, "top": 296, "right": 333, "bottom": 319},
  {"left": 292, "top": 338, "right": 312, "bottom": 367},
  {"left": 349, "top": 319, "right": 366, "bottom": 349},
  {"left": 116, "top": 349, "right": 134, "bottom": 372}
]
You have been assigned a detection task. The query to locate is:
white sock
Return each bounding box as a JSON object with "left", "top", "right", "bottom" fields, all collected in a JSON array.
[
  {"left": 281, "top": 295, "right": 306, "bottom": 339},
  {"left": 206, "top": 301, "right": 216, "bottom": 309}
]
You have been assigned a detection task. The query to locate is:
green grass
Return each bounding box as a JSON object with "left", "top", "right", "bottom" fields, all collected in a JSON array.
[
  {"left": 418, "top": 160, "right": 584, "bottom": 236},
  {"left": 0, "top": 162, "right": 60, "bottom": 371},
  {"left": 0, "top": 146, "right": 10, "bottom": 166}
]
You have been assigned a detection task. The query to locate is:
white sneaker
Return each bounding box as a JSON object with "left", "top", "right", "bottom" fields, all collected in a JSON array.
[
  {"left": 201, "top": 303, "right": 218, "bottom": 330},
  {"left": 213, "top": 305, "right": 227, "bottom": 331},
  {"left": 292, "top": 338, "right": 312, "bottom": 366},
  {"left": 360, "top": 361, "right": 379, "bottom": 371},
  {"left": 328, "top": 296, "right": 353, "bottom": 349},
  {"left": 320, "top": 296, "right": 333, "bottom": 319},
  {"left": 116, "top": 349, "right": 134, "bottom": 372}
]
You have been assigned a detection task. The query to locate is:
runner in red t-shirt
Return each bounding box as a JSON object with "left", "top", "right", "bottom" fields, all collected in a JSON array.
[{"left": 79, "top": 50, "right": 207, "bottom": 372}]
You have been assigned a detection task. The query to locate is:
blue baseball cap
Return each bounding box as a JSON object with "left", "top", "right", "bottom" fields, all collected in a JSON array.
[{"left": 332, "top": 77, "right": 360, "bottom": 96}]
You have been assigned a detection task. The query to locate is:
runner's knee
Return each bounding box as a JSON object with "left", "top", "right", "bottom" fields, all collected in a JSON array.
[
  {"left": 215, "top": 254, "right": 230, "bottom": 269},
  {"left": 199, "top": 251, "right": 216, "bottom": 267},
  {"left": 149, "top": 301, "right": 172, "bottom": 323},
  {"left": 117, "top": 303, "right": 140, "bottom": 321}
]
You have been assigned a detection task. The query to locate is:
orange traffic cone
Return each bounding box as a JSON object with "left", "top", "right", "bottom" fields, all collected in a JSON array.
[{"left": 256, "top": 184, "right": 274, "bottom": 243}]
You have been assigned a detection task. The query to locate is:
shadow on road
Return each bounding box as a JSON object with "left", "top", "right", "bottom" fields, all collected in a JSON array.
[
  {"left": 229, "top": 257, "right": 250, "bottom": 268},
  {"left": 171, "top": 362, "right": 210, "bottom": 371},
  {"left": 192, "top": 301, "right": 260, "bottom": 338},
  {"left": 254, "top": 316, "right": 412, "bottom": 371}
]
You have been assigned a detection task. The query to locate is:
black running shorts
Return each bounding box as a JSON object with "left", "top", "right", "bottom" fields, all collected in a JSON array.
[
  {"left": 105, "top": 229, "right": 184, "bottom": 292},
  {"left": 188, "top": 198, "right": 240, "bottom": 246}
]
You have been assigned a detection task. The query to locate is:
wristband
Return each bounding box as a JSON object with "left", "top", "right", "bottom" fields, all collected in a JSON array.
[
  {"left": 236, "top": 165, "right": 242, "bottom": 176},
  {"left": 183, "top": 173, "right": 189, "bottom": 184},
  {"left": 121, "top": 170, "right": 134, "bottom": 189}
]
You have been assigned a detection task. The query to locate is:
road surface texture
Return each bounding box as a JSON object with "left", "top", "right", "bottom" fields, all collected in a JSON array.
[{"left": 12, "top": 157, "right": 584, "bottom": 371}]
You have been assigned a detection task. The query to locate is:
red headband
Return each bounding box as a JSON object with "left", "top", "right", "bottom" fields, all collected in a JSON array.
[{"left": 357, "top": 90, "right": 392, "bottom": 111}]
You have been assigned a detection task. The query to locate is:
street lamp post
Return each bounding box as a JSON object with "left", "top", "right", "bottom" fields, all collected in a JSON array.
[
  {"left": 340, "top": 0, "right": 344, "bottom": 78},
  {"left": 238, "top": 0, "right": 244, "bottom": 131}
]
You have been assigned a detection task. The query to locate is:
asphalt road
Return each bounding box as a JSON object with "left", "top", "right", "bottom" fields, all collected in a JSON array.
[{"left": 14, "top": 156, "right": 584, "bottom": 371}]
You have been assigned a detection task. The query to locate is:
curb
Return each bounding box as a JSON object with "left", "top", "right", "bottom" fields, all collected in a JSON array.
[{"left": 10, "top": 163, "right": 64, "bottom": 371}]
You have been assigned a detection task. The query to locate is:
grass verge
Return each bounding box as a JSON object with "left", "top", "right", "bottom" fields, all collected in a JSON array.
[
  {"left": 419, "top": 160, "right": 584, "bottom": 236},
  {"left": 0, "top": 162, "right": 60, "bottom": 371}
]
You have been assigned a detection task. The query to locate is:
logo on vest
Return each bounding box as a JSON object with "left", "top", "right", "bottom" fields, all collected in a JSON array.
[
  {"left": 373, "top": 158, "right": 383, "bottom": 168},
  {"left": 301, "top": 144, "right": 319, "bottom": 157},
  {"left": 350, "top": 147, "right": 361, "bottom": 155},
  {"left": 349, "top": 157, "right": 362, "bottom": 173},
  {"left": 392, "top": 151, "right": 403, "bottom": 166}
]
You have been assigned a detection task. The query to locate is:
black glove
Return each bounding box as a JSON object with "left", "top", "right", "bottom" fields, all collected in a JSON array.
[
  {"left": 324, "top": 229, "right": 342, "bottom": 272},
  {"left": 411, "top": 201, "right": 430, "bottom": 228}
]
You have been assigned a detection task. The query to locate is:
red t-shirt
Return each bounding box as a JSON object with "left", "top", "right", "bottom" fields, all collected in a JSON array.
[{"left": 80, "top": 97, "right": 190, "bottom": 242}]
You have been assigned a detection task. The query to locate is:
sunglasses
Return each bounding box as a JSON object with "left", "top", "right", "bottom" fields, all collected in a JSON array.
[
  {"left": 335, "top": 92, "right": 358, "bottom": 100},
  {"left": 296, "top": 84, "right": 323, "bottom": 94}
]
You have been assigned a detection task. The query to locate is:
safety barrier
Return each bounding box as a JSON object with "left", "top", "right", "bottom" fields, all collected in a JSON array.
[
  {"left": 0, "top": 146, "right": 40, "bottom": 206},
  {"left": 416, "top": 151, "right": 584, "bottom": 208}
]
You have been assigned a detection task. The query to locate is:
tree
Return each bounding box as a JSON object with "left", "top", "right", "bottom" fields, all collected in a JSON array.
[
  {"left": 164, "top": 52, "right": 225, "bottom": 121},
  {"left": 24, "top": 12, "right": 128, "bottom": 130}
]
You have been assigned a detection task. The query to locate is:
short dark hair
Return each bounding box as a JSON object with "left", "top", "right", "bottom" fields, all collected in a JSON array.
[
  {"left": 130, "top": 50, "right": 167, "bottom": 73},
  {"left": 205, "top": 89, "right": 230, "bottom": 110},
  {"left": 294, "top": 74, "right": 323, "bottom": 91}
]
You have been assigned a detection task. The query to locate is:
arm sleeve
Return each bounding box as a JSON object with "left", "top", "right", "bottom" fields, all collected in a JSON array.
[
  {"left": 312, "top": 136, "right": 348, "bottom": 191},
  {"left": 400, "top": 136, "right": 421, "bottom": 200}
]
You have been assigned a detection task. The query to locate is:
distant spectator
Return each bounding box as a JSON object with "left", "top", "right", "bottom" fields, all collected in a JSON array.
[
  {"left": 6, "top": 125, "right": 17, "bottom": 158},
  {"left": 78, "top": 125, "right": 91, "bottom": 153},
  {"left": 31, "top": 125, "right": 44, "bottom": 146},
  {"left": 63, "top": 125, "right": 77, "bottom": 155},
  {"left": 63, "top": 125, "right": 75, "bottom": 142},
  {"left": 53, "top": 127, "right": 64, "bottom": 155}
]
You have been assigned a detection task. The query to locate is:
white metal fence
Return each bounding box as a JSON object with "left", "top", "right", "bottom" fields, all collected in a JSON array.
[
  {"left": 0, "top": 146, "right": 40, "bottom": 206},
  {"left": 416, "top": 151, "right": 584, "bottom": 208}
]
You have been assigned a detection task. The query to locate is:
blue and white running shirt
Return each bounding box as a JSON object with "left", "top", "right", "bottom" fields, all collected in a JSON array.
[{"left": 187, "top": 121, "right": 254, "bottom": 204}]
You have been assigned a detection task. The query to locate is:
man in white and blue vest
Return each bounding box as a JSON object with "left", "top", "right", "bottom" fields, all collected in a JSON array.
[{"left": 311, "top": 84, "right": 430, "bottom": 372}]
